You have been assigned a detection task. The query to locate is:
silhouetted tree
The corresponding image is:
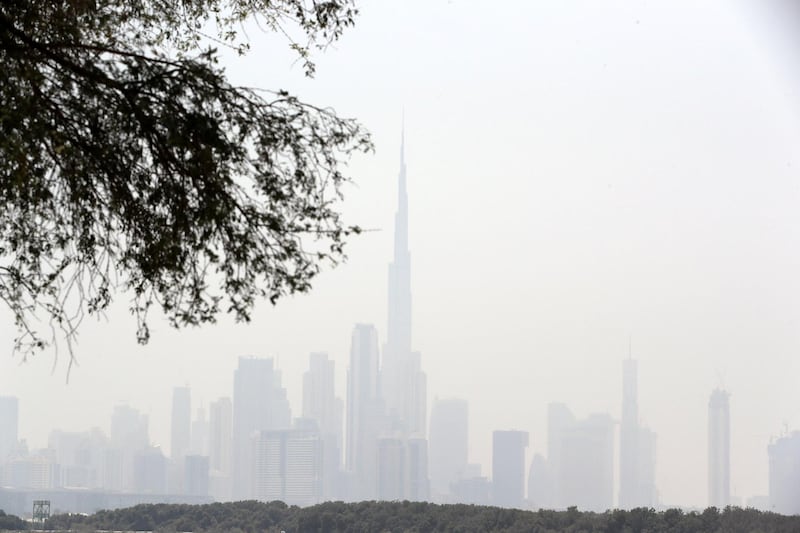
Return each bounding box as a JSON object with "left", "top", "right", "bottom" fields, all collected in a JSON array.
[{"left": 0, "top": 0, "right": 370, "bottom": 365}]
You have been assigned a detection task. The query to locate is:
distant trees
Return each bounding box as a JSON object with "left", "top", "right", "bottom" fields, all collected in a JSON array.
[
  {"left": 0, "top": 509, "right": 27, "bottom": 530},
  {"left": 0, "top": 1, "right": 370, "bottom": 364},
  {"left": 43, "top": 500, "right": 800, "bottom": 533}
]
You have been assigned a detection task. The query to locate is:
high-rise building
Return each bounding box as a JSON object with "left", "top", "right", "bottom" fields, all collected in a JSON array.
[
  {"left": 429, "top": 398, "right": 468, "bottom": 500},
  {"left": 0, "top": 396, "right": 19, "bottom": 463},
  {"left": 102, "top": 448, "right": 123, "bottom": 491},
  {"left": 708, "top": 388, "right": 730, "bottom": 508},
  {"left": 492, "top": 430, "right": 529, "bottom": 509},
  {"left": 551, "top": 408, "right": 614, "bottom": 512},
  {"left": 169, "top": 386, "right": 192, "bottom": 494},
  {"left": 209, "top": 397, "right": 232, "bottom": 474},
  {"left": 527, "top": 453, "right": 553, "bottom": 510},
  {"left": 110, "top": 404, "right": 149, "bottom": 492},
  {"left": 377, "top": 436, "right": 406, "bottom": 501},
  {"left": 171, "top": 386, "right": 191, "bottom": 462},
  {"left": 49, "top": 428, "right": 107, "bottom": 489},
  {"left": 133, "top": 446, "right": 167, "bottom": 494},
  {"left": 382, "top": 127, "right": 426, "bottom": 437},
  {"left": 407, "top": 436, "right": 430, "bottom": 501},
  {"left": 303, "top": 352, "right": 344, "bottom": 499},
  {"left": 451, "top": 475, "right": 492, "bottom": 506},
  {"left": 208, "top": 396, "right": 233, "bottom": 500},
  {"left": 208, "top": 397, "right": 233, "bottom": 501},
  {"left": 768, "top": 431, "right": 800, "bottom": 515},
  {"left": 191, "top": 406, "right": 209, "bottom": 456},
  {"left": 346, "top": 324, "right": 383, "bottom": 500},
  {"left": 253, "top": 428, "right": 322, "bottom": 506},
  {"left": 232, "top": 357, "right": 291, "bottom": 499},
  {"left": 619, "top": 358, "right": 638, "bottom": 509},
  {"left": 618, "top": 358, "right": 658, "bottom": 509},
  {"left": 547, "top": 402, "right": 575, "bottom": 505},
  {"left": 184, "top": 455, "right": 210, "bottom": 497},
  {"left": 4, "top": 453, "right": 59, "bottom": 490},
  {"left": 374, "top": 435, "right": 430, "bottom": 502},
  {"left": 637, "top": 427, "right": 657, "bottom": 506}
]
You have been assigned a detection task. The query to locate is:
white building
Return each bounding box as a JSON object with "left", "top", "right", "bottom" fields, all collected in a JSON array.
[{"left": 254, "top": 429, "right": 322, "bottom": 506}]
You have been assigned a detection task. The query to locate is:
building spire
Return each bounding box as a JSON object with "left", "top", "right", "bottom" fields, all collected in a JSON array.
[
  {"left": 394, "top": 114, "right": 408, "bottom": 258},
  {"left": 400, "top": 108, "right": 406, "bottom": 167}
]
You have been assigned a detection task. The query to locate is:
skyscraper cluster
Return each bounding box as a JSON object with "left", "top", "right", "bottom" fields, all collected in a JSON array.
[
  {"left": 2, "top": 132, "right": 800, "bottom": 517},
  {"left": 344, "top": 129, "right": 428, "bottom": 502}
]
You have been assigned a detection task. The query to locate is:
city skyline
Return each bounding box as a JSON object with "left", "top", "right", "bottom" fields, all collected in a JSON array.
[
  {"left": 1, "top": 123, "right": 799, "bottom": 508},
  {"left": 0, "top": 356, "right": 789, "bottom": 513},
  {"left": 0, "top": 132, "right": 743, "bottom": 510},
  {"left": 2, "top": 0, "right": 800, "bottom": 510}
]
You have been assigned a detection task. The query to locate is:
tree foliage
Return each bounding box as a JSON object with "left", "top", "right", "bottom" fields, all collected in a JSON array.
[
  {"left": 0, "top": 508, "right": 27, "bottom": 530},
  {"left": 0, "top": 0, "right": 371, "bottom": 363},
  {"left": 43, "top": 500, "right": 800, "bottom": 533}
]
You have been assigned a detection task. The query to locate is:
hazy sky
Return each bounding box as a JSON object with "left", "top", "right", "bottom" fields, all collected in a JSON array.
[{"left": 2, "top": 0, "right": 800, "bottom": 509}]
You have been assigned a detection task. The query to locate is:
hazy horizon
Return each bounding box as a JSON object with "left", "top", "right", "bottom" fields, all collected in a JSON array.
[{"left": 2, "top": 0, "right": 800, "bottom": 510}]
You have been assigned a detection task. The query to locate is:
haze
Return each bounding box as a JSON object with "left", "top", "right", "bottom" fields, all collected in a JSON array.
[{"left": 2, "top": 0, "right": 800, "bottom": 511}]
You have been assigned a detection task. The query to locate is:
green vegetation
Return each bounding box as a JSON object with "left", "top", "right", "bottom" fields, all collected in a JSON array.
[
  {"left": 0, "top": 509, "right": 26, "bottom": 530},
  {"left": 39, "top": 500, "right": 800, "bottom": 532}
]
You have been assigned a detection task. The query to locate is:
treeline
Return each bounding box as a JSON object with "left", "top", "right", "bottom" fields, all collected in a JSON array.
[
  {"left": 0, "top": 509, "right": 27, "bottom": 531},
  {"left": 39, "top": 500, "right": 800, "bottom": 533}
]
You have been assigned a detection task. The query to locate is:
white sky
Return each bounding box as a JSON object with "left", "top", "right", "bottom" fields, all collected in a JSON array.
[{"left": 2, "top": 0, "right": 800, "bottom": 509}]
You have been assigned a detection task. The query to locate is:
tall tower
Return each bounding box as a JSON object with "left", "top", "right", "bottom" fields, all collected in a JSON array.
[
  {"left": 171, "top": 386, "right": 191, "bottom": 461},
  {"left": 492, "top": 430, "right": 529, "bottom": 509},
  {"left": 429, "top": 398, "right": 469, "bottom": 499},
  {"left": 346, "top": 324, "right": 383, "bottom": 500},
  {"left": 232, "top": 357, "right": 291, "bottom": 499},
  {"left": 208, "top": 396, "right": 233, "bottom": 501},
  {"left": 708, "top": 388, "right": 730, "bottom": 508},
  {"left": 382, "top": 123, "right": 426, "bottom": 437},
  {"left": 303, "top": 352, "right": 344, "bottom": 499},
  {"left": 619, "top": 358, "right": 639, "bottom": 509},
  {"left": 768, "top": 431, "right": 800, "bottom": 515}
]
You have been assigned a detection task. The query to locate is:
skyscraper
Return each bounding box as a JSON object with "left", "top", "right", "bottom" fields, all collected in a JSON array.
[
  {"left": 492, "top": 430, "right": 529, "bottom": 509},
  {"left": 637, "top": 427, "right": 658, "bottom": 507},
  {"left": 374, "top": 434, "right": 430, "bottom": 502},
  {"left": 382, "top": 126, "right": 426, "bottom": 437},
  {"left": 303, "top": 352, "right": 344, "bottom": 499},
  {"left": 346, "top": 323, "right": 383, "bottom": 500},
  {"left": 527, "top": 454, "right": 553, "bottom": 510},
  {"left": 0, "top": 396, "right": 19, "bottom": 462},
  {"left": 708, "top": 388, "right": 730, "bottom": 508},
  {"left": 429, "top": 398, "right": 469, "bottom": 500},
  {"left": 376, "top": 436, "right": 406, "bottom": 501},
  {"left": 109, "top": 404, "right": 149, "bottom": 492},
  {"left": 133, "top": 446, "right": 167, "bottom": 494},
  {"left": 208, "top": 396, "right": 233, "bottom": 501},
  {"left": 768, "top": 431, "right": 800, "bottom": 515},
  {"left": 253, "top": 428, "right": 322, "bottom": 506},
  {"left": 232, "top": 356, "right": 291, "bottom": 499},
  {"left": 407, "top": 436, "right": 430, "bottom": 501},
  {"left": 547, "top": 402, "right": 575, "bottom": 504},
  {"left": 171, "top": 386, "right": 191, "bottom": 461},
  {"left": 169, "top": 386, "right": 192, "bottom": 494},
  {"left": 184, "top": 455, "right": 210, "bottom": 497},
  {"left": 619, "top": 358, "right": 639, "bottom": 509},
  {"left": 550, "top": 406, "right": 614, "bottom": 512},
  {"left": 191, "top": 406, "right": 209, "bottom": 456}
]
